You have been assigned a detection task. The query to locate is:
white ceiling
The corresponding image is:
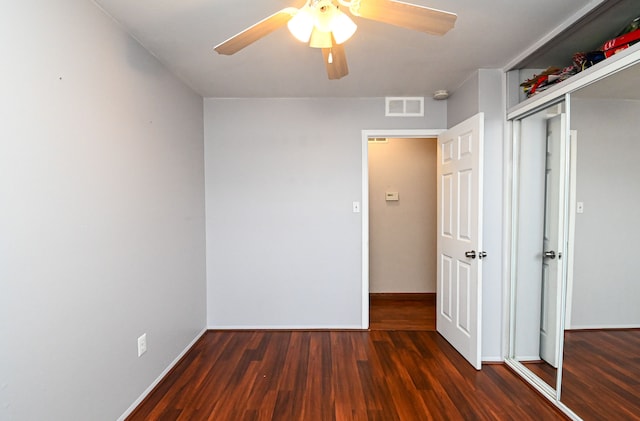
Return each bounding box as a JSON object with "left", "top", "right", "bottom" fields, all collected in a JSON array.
[{"left": 93, "top": 0, "right": 591, "bottom": 98}]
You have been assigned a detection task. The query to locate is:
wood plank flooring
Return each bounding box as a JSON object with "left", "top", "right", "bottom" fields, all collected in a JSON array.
[
  {"left": 512, "top": 329, "right": 640, "bottom": 421},
  {"left": 560, "top": 329, "right": 640, "bottom": 421},
  {"left": 522, "top": 360, "right": 556, "bottom": 390},
  {"left": 127, "top": 296, "right": 567, "bottom": 420},
  {"left": 369, "top": 293, "right": 435, "bottom": 331},
  {"left": 127, "top": 330, "right": 566, "bottom": 421}
]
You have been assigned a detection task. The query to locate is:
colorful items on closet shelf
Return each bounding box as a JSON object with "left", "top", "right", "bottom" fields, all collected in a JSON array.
[
  {"left": 572, "top": 51, "right": 606, "bottom": 72},
  {"left": 519, "top": 65, "right": 578, "bottom": 98},
  {"left": 601, "top": 16, "right": 640, "bottom": 58},
  {"left": 520, "top": 16, "right": 640, "bottom": 99}
]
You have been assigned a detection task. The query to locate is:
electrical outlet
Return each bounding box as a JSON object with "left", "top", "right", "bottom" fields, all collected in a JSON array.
[{"left": 137, "top": 333, "right": 147, "bottom": 357}]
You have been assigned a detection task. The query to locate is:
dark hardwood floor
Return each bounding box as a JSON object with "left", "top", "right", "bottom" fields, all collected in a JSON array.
[
  {"left": 522, "top": 360, "right": 556, "bottom": 389},
  {"left": 561, "top": 329, "right": 640, "bottom": 421},
  {"left": 369, "top": 293, "right": 435, "bottom": 331},
  {"left": 127, "top": 296, "right": 567, "bottom": 420},
  {"left": 514, "top": 329, "right": 640, "bottom": 421}
]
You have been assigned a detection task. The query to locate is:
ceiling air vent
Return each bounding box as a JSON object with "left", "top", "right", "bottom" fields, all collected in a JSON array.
[{"left": 385, "top": 97, "right": 424, "bottom": 117}]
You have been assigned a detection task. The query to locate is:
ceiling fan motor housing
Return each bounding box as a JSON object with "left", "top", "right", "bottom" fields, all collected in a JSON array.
[{"left": 310, "top": 0, "right": 344, "bottom": 32}]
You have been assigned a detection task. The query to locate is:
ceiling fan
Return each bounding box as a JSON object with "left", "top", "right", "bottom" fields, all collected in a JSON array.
[{"left": 213, "top": 0, "right": 457, "bottom": 80}]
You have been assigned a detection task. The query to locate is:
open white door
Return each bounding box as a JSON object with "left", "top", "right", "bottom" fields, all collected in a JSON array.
[
  {"left": 539, "top": 114, "right": 567, "bottom": 368},
  {"left": 436, "top": 113, "right": 484, "bottom": 370}
]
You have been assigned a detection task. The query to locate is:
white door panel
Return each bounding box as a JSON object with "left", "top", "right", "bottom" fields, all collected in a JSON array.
[
  {"left": 440, "top": 255, "right": 453, "bottom": 320},
  {"left": 539, "top": 114, "right": 567, "bottom": 368},
  {"left": 441, "top": 173, "right": 453, "bottom": 237},
  {"left": 459, "top": 169, "right": 472, "bottom": 240},
  {"left": 458, "top": 261, "right": 471, "bottom": 333},
  {"left": 437, "top": 113, "right": 484, "bottom": 370}
]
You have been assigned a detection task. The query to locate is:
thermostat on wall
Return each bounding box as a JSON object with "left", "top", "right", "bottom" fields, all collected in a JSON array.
[{"left": 385, "top": 192, "right": 399, "bottom": 201}]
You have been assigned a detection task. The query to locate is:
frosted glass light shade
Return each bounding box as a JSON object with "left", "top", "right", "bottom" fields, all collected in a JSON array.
[
  {"left": 288, "top": 3, "right": 357, "bottom": 47},
  {"left": 330, "top": 10, "right": 357, "bottom": 44},
  {"left": 287, "top": 6, "right": 314, "bottom": 42},
  {"left": 309, "top": 28, "right": 333, "bottom": 48}
]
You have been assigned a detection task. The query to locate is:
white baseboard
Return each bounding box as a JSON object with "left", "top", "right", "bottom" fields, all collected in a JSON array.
[
  {"left": 512, "top": 355, "right": 542, "bottom": 362},
  {"left": 481, "top": 356, "right": 504, "bottom": 363},
  {"left": 568, "top": 324, "right": 640, "bottom": 330},
  {"left": 117, "top": 328, "right": 207, "bottom": 421},
  {"left": 207, "top": 324, "right": 364, "bottom": 330}
]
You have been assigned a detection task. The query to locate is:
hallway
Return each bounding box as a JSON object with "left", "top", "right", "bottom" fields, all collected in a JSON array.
[{"left": 369, "top": 293, "right": 435, "bottom": 331}]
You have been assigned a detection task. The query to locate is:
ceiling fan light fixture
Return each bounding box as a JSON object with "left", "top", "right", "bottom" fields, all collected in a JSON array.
[
  {"left": 309, "top": 28, "right": 333, "bottom": 48},
  {"left": 287, "top": 6, "right": 315, "bottom": 42},
  {"left": 213, "top": 0, "right": 456, "bottom": 81},
  {"left": 330, "top": 9, "right": 357, "bottom": 44}
]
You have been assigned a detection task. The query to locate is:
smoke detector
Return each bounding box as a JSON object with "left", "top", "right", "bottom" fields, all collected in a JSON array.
[{"left": 433, "top": 90, "right": 449, "bottom": 100}]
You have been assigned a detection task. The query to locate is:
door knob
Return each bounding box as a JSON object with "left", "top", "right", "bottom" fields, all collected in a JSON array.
[
  {"left": 544, "top": 251, "right": 556, "bottom": 259},
  {"left": 465, "top": 250, "right": 476, "bottom": 259}
]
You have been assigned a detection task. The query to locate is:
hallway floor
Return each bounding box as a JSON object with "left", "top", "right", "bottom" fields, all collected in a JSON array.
[{"left": 369, "top": 293, "right": 435, "bottom": 331}]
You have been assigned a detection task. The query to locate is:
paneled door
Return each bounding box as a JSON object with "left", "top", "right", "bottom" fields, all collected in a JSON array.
[
  {"left": 540, "top": 114, "right": 567, "bottom": 368},
  {"left": 436, "top": 113, "right": 484, "bottom": 370}
]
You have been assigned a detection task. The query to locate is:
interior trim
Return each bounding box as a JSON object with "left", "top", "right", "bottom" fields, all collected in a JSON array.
[{"left": 360, "top": 129, "right": 445, "bottom": 329}]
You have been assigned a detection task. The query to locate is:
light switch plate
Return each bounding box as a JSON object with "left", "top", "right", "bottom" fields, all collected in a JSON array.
[{"left": 385, "top": 192, "right": 399, "bottom": 201}]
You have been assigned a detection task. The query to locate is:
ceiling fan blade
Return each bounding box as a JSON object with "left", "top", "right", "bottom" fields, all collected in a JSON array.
[
  {"left": 354, "top": 0, "right": 457, "bottom": 36},
  {"left": 322, "top": 43, "right": 349, "bottom": 80},
  {"left": 214, "top": 7, "right": 298, "bottom": 55}
]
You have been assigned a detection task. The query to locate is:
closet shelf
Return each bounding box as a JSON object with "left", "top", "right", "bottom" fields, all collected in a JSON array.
[
  {"left": 507, "top": 0, "right": 640, "bottom": 112},
  {"left": 508, "top": 42, "right": 640, "bottom": 119}
]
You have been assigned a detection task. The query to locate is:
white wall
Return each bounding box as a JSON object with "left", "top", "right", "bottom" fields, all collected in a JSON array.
[
  {"left": 569, "top": 98, "right": 640, "bottom": 328},
  {"left": 368, "top": 138, "right": 437, "bottom": 293},
  {"left": 0, "top": 2, "right": 206, "bottom": 420},
  {"left": 478, "top": 69, "right": 507, "bottom": 361},
  {"left": 204, "top": 98, "right": 446, "bottom": 328},
  {"left": 447, "top": 69, "right": 505, "bottom": 361},
  {"left": 448, "top": 71, "right": 480, "bottom": 128}
]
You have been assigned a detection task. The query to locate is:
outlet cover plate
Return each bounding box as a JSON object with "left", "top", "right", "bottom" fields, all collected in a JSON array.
[{"left": 137, "top": 333, "right": 147, "bottom": 357}]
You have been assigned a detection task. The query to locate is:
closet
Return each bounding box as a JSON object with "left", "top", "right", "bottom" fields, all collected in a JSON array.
[{"left": 505, "top": 1, "right": 640, "bottom": 419}]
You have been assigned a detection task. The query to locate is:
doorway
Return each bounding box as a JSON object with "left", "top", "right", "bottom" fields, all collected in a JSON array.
[
  {"left": 360, "top": 129, "right": 444, "bottom": 329},
  {"left": 362, "top": 115, "right": 485, "bottom": 369}
]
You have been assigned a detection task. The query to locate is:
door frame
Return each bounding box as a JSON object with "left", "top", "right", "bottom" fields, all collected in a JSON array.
[
  {"left": 360, "top": 129, "right": 445, "bottom": 328},
  {"left": 564, "top": 130, "right": 578, "bottom": 329}
]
